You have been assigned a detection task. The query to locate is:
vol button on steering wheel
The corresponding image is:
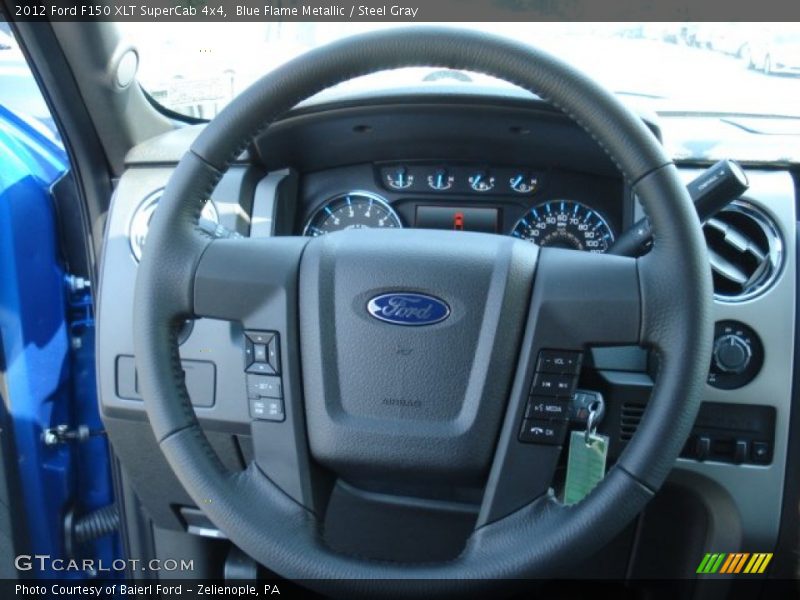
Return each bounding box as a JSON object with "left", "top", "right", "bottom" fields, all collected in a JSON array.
[{"left": 133, "top": 27, "right": 713, "bottom": 597}]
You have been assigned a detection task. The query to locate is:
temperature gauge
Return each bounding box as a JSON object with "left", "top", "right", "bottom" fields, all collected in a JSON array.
[
  {"left": 510, "top": 173, "right": 538, "bottom": 194},
  {"left": 468, "top": 171, "right": 496, "bottom": 192},
  {"left": 427, "top": 168, "right": 454, "bottom": 191}
]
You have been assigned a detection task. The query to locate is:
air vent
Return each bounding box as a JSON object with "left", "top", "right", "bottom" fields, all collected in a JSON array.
[
  {"left": 129, "top": 190, "right": 218, "bottom": 262},
  {"left": 703, "top": 201, "right": 783, "bottom": 302},
  {"left": 620, "top": 402, "right": 646, "bottom": 442}
]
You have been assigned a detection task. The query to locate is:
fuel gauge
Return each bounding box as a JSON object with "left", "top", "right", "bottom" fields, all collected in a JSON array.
[{"left": 510, "top": 173, "right": 539, "bottom": 194}]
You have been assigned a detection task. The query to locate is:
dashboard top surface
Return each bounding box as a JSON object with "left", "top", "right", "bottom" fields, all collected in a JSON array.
[{"left": 125, "top": 88, "right": 800, "bottom": 168}]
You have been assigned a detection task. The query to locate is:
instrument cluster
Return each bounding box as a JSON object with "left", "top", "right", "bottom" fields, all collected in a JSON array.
[{"left": 300, "top": 162, "right": 622, "bottom": 253}]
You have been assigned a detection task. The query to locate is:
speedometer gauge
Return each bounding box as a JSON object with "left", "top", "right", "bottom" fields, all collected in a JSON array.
[
  {"left": 511, "top": 200, "right": 615, "bottom": 253},
  {"left": 303, "top": 192, "right": 402, "bottom": 236}
]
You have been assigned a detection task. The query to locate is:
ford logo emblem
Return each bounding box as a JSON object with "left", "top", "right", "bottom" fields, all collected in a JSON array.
[{"left": 367, "top": 293, "right": 450, "bottom": 326}]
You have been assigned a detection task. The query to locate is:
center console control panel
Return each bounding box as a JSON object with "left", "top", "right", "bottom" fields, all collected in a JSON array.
[{"left": 680, "top": 402, "right": 775, "bottom": 465}]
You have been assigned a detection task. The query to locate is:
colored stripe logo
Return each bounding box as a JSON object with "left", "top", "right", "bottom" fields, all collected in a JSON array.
[{"left": 697, "top": 553, "right": 773, "bottom": 574}]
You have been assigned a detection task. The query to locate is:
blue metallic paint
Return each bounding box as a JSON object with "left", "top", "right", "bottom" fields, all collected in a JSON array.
[{"left": 0, "top": 103, "right": 120, "bottom": 577}]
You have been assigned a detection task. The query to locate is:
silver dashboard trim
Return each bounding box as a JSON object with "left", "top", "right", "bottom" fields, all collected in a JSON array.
[
  {"left": 251, "top": 169, "right": 289, "bottom": 238},
  {"left": 672, "top": 169, "right": 796, "bottom": 551}
]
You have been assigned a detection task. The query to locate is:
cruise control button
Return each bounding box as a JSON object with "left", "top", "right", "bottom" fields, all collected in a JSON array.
[
  {"left": 526, "top": 397, "right": 569, "bottom": 419},
  {"left": 267, "top": 335, "right": 281, "bottom": 374},
  {"left": 246, "top": 331, "right": 275, "bottom": 346},
  {"left": 244, "top": 338, "right": 255, "bottom": 367},
  {"left": 537, "top": 350, "right": 582, "bottom": 375},
  {"left": 531, "top": 373, "right": 576, "bottom": 397},
  {"left": 253, "top": 344, "right": 268, "bottom": 363},
  {"left": 518, "top": 419, "right": 568, "bottom": 445},
  {"left": 246, "top": 361, "right": 277, "bottom": 375},
  {"left": 246, "top": 374, "right": 282, "bottom": 399},
  {"left": 250, "top": 398, "right": 284, "bottom": 422}
]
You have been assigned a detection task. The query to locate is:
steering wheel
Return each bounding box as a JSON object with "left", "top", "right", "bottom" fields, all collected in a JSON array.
[{"left": 134, "top": 28, "right": 712, "bottom": 595}]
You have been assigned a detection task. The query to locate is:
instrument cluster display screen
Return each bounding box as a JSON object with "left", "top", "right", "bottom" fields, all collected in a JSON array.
[{"left": 415, "top": 206, "right": 499, "bottom": 233}]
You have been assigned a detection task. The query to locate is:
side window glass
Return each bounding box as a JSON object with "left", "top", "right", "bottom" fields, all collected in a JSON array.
[{"left": 0, "top": 18, "right": 67, "bottom": 182}]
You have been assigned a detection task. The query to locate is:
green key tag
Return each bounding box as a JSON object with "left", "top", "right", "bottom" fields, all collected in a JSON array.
[{"left": 563, "top": 430, "right": 609, "bottom": 505}]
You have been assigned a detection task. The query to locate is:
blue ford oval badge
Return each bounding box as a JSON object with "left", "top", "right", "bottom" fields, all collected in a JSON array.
[{"left": 367, "top": 293, "right": 450, "bottom": 326}]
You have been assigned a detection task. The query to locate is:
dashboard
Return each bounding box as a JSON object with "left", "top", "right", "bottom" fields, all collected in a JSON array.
[{"left": 98, "top": 90, "right": 798, "bottom": 574}]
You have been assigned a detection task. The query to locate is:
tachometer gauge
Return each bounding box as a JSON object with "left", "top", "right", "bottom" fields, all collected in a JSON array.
[
  {"left": 303, "top": 192, "right": 402, "bottom": 236},
  {"left": 511, "top": 200, "right": 615, "bottom": 253}
]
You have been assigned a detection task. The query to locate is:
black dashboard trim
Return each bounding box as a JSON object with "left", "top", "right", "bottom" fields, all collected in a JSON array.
[{"left": 250, "top": 99, "right": 661, "bottom": 178}]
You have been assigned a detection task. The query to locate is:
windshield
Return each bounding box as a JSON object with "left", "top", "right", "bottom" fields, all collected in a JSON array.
[{"left": 118, "top": 22, "right": 800, "bottom": 119}]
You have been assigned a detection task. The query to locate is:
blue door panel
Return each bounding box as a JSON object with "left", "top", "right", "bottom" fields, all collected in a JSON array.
[{"left": 1, "top": 104, "right": 120, "bottom": 577}]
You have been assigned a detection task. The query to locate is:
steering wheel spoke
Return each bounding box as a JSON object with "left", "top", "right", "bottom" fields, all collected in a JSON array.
[
  {"left": 192, "top": 236, "right": 308, "bottom": 322},
  {"left": 529, "top": 247, "right": 643, "bottom": 348},
  {"left": 476, "top": 247, "right": 642, "bottom": 525},
  {"left": 189, "top": 235, "right": 335, "bottom": 511}
]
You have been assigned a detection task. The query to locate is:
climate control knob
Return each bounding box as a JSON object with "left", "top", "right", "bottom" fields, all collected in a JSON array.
[{"left": 713, "top": 334, "right": 752, "bottom": 374}]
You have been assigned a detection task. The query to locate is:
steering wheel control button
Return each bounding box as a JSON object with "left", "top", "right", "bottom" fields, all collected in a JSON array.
[
  {"left": 267, "top": 336, "right": 281, "bottom": 373},
  {"left": 518, "top": 419, "right": 568, "bottom": 445},
  {"left": 525, "top": 397, "right": 569, "bottom": 419},
  {"left": 536, "top": 350, "right": 582, "bottom": 375},
  {"left": 244, "top": 330, "right": 281, "bottom": 375},
  {"left": 250, "top": 398, "right": 285, "bottom": 422},
  {"left": 253, "top": 344, "right": 268, "bottom": 363},
  {"left": 247, "top": 331, "right": 274, "bottom": 345},
  {"left": 246, "top": 362, "right": 275, "bottom": 375},
  {"left": 246, "top": 375, "right": 282, "bottom": 400},
  {"left": 531, "top": 373, "right": 576, "bottom": 398}
]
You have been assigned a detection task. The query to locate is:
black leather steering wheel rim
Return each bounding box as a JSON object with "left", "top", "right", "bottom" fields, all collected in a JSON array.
[{"left": 133, "top": 27, "right": 713, "bottom": 595}]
